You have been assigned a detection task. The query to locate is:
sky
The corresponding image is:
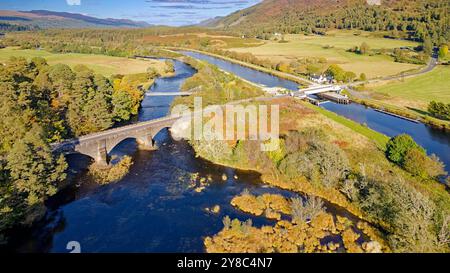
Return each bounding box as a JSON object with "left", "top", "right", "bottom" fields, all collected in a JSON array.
[{"left": 0, "top": 0, "right": 261, "bottom": 26}]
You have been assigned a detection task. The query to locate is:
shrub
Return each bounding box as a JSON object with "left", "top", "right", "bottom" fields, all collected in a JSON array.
[
  {"left": 279, "top": 134, "right": 349, "bottom": 188},
  {"left": 403, "top": 149, "right": 446, "bottom": 179},
  {"left": 359, "top": 73, "right": 367, "bottom": 81},
  {"left": 352, "top": 168, "right": 444, "bottom": 252},
  {"left": 428, "top": 101, "right": 450, "bottom": 121},
  {"left": 222, "top": 216, "right": 231, "bottom": 230},
  {"left": 291, "top": 196, "right": 325, "bottom": 223},
  {"left": 241, "top": 188, "right": 251, "bottom": 196},
  {"left": 283, "top": 129, "right": 326, "bottom": 154},
  {"left": 276, "top": 62, "right": 291, "bottom": 73},
  {"left": 312, "top": 141, "right": 349, "bottom": 187},
  {"left": 437, "top": 215, "right": 450, "bottom": 247},
  {"left": 343, "top": 71, "right": 357, "bottom": 82},
  {"left": 241, "top": 219, "right": 253, "bottom": 235},
  {"left": 340, "top": 178, "right": 358, "bottom": 201},
  {"left": 359, "top": 42, "right": 370, "bottom": 55},
  {"left": 291, "top": 197, "right": 307, "bottom": 222},
  {"left": 325, "top": 64, "right": 345, "bottom": 81},
  {"left": 386, "top": 134, "right": 424, "bottom": 165},
  {"left": 88, "top": 156, "right": 133, "bottom": 184},
  {"left": 386, "top": 134, "right": 445, "bottom": 179},
  {"left": 438, "top": 45, "right": 448, "bottom": 59},
  {"left": 304, "top": 196, "right": 325, "bottom": 219},
  {"left": 387, "top": 181, "right": 438, "bottom": 252},
  {"left": 266, "top": 139, "right": 286, "bottom": 165}
]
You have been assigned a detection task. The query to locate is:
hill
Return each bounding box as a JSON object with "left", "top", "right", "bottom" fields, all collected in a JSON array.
[
  {"left": 208, "top": 0, "right": 449, "bottom": 44},
  {"left": 0, "top": 10, "right": 150, "bottom": 29}
]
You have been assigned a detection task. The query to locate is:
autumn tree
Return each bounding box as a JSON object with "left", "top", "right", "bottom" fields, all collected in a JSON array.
[
  {"left": 325, "top": 64, "right": 345, "bottom": 82},
  {"left": 428, "top": 101, "right": 450, "bottom": 120},
  {"left": 423, "top": 36, "right": 433, "bottom": 55},
  {"left": 403, "top": 149, "right": 445, "bottom": 179},
  {"left": 343, "top": 71, "right": 357, "bottom": 82},
  {"left": 112, "top": 90, "right": 134, "bottom": 121},
  {"left": 359, "top": 73, "right": 367, "bottom": 81},
  {"left": 6, "top": 125, "right": 67, "bottom": 205},
  {"left": 438, "top": 45, "right": 448, "bottom": 59},
  {"left": 386, "top": 134, "right": 424, "bottom": 165},
  {"left": 359, "top": 42, "right": 370, "bottom": 55}
]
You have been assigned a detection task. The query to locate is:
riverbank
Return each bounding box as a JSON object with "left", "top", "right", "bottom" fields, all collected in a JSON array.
[
  {"left": 347, "top": 92, "right": 450, "bottom": 132},
  {"left": 196, "top": 154, "right": 368, "bottom": 225},
  {"left": 300, "top": 101, "right": 390, "bottom": 150}
]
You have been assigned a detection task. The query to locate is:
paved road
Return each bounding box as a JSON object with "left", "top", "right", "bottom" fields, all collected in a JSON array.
[
  {"left": 352, "top": 53, "right": 438, "bottom": 87},
  {"left": 345, "top": 52, "right": 438, "bottom": 100}
]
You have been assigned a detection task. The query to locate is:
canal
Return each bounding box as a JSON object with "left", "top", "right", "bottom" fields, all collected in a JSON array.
[{"left": 180, "top": 51, "right": 450, "bottom": 173}]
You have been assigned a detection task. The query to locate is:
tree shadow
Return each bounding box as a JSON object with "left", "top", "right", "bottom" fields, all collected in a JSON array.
[{"left": 407, "top": 106, "right": 429, "bottom": 116}]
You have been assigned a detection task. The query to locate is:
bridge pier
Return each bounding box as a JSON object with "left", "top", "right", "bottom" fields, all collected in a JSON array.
[
  {"left": 137, "top": 134, "right": 156, "bottom": 150},
  {"left": 96, "top": 142, "right": 110, "bottom": 167}
]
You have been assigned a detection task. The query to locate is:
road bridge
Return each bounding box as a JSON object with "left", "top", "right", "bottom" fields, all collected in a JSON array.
[{"left": 51, "top": 116, "right": 180, "bottom": 166}]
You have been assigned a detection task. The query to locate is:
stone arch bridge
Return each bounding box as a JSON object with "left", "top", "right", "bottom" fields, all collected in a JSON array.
[{"left": 51, "top": 116, "right": 181, "bottom": 166}]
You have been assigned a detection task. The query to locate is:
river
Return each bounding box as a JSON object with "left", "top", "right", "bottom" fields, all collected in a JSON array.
[{"left": 180, "top": 51, "right": 450, "bottom": 173}]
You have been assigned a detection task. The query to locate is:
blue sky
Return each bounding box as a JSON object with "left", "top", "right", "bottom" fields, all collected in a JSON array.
[{"left": 0, "top": 0, "right": 261, "bottom": 26}]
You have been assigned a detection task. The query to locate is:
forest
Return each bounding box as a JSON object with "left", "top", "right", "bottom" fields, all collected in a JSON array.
[
  {"left": 218, "top": 0, "right": 449, "bottom": 46},
  {"left": 0, "top": 56, "right": 160, "bottom": 238},
  {"left": 0, "top": 22, "right": 36, "bottom": 32}
]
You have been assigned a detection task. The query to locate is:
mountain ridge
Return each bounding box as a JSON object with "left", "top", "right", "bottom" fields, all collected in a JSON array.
[{"left": 0, "top": 10, "right": 150, "bottom": 29}]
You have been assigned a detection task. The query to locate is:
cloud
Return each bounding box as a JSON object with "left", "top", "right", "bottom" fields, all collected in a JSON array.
[{"left": 66, "top": 0, "right": 81, "bottom": 5}]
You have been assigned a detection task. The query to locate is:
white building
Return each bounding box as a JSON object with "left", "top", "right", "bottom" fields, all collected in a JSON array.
[{"left": 310, "top": 74, "right": 333, "bottom": 84}]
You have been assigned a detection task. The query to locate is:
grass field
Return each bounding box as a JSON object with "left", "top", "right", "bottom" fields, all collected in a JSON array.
[
  {"left": 0, "top": 47, "right": 167, "bottom": 77},
  {"left": 143, "top": 32, "right": 263, "bottom": 49},
  {"left": 367, "top": 66, "right": 450, "bottom": 110},
  {"left": 229, "top": 30, "right": 422, "bottom": 79},
  {"left": 301, "top": 101, "right": 389, "bottom": 150}
]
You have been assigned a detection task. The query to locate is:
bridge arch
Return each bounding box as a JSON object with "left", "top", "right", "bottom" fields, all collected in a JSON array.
[
  {"left": 52, "top": 116, "right": 179, "bottom": 167},
  {"left": 90, "top": 125, "right": 170, "bottom": 166}
]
